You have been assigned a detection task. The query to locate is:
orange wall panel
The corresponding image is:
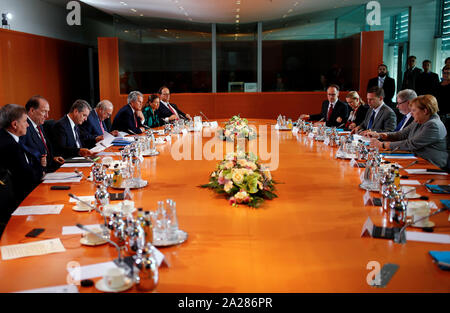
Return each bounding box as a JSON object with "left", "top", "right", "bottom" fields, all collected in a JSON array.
[{"left": 99, "top": 31, "right": 383, "bottom": 121}]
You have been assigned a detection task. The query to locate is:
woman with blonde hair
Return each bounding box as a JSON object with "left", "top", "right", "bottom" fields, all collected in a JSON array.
[
  {"left": 344, "top": 91, "right": 369, "bottom": 130},
  {"left": 368, "top": 95, "right": 448, "bottom": 169}
]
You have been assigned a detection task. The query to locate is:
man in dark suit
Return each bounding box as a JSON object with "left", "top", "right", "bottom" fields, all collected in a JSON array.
[
  {"left": 394, "top": 89, "right": 417, "bottom": 132},
  {"left": 351, "top": 86, "right": 397, "bottom": 134},
  {"left": 0, "top": 104, "right": 43, "bottom": 211},
  {"left": 80, "top": 100, "right": 119, "bottom": 140},
  {"left": 112, "top": 91, "right": 146, "bottom": 135},
  {"left": 20, "top": 96, "right": 64, "bottom": 173},
  {"left": 52, "top": 100, "right": 97, "bottom": 159},
  {"left": 367, "top": 64, "right": 395, "bottom": 106},
  {"left": 156, "top": 86, "right": 191, "bottom": 123},
  {"left": 300, "top": 84, "right": 349, "bottom": 127},
  {"left": 402, "top": 56, "right": 423, "bottom": 91},
  {"left": 416, "top": 60, "right": 440, "bottom": 97}
]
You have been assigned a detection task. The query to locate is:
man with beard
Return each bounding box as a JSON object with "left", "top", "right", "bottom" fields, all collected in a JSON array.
[{"left": 367, "top": 64, "right": 395, "bottom": 107}]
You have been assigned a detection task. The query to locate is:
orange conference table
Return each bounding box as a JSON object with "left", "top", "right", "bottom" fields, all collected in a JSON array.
[{"left": 0, "top": 119, "right": 449, "bottom": 293}]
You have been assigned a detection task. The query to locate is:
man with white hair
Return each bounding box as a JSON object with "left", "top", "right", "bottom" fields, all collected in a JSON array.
[
  {"left": 80, "top": 100, "right": 119, "bottom": 140},
  {"left": 112, "top": 91, "right": 145, "bottom": 134},
  {"left": 394, "top": 89, "right": 417, "bottom": 131}
]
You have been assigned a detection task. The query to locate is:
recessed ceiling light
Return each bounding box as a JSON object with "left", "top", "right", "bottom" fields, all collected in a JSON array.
[
  {"left": 124, "top": 30, "right": 129, "bottom": 33},
  {"left": 120, "top": 2, "right": 127, "bottom": 5},
  {"left": 131, "top": 8, "right": 137, "bottom": 12},
  {"left": 236, "top": 8, "right": 240, "bottom": 12},
  {"left": 140, "top": 14, "right": 144, "bottom": 17},
  {"left": 236, "top": 20, "right": 239, "bottom": 23},
  {"left": 236, "top": 15, "right": 239, "bottom": 18},
  {"left": 164, "top": 29, "right": 168, "bottom": 32}
]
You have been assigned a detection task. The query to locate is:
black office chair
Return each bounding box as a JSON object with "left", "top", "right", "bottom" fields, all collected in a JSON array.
[{"left": 0, "top": 168, "right": 16, "bottom": 238}]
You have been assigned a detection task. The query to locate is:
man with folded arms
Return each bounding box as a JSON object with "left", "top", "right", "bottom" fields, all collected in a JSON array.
[
  {"left": 299, "top": 84, "right": 349, "bottom": 127},
  {"left": 0, "top": 104, "right": 43, "bottom": 210},
  {"left": 80, "top": 100, "right": 119, "bottom": 140},
  {"left": 20, "top": 95, "right": 64, "bottom": 173},
  {"left": 351, "top": 86, "right": 397, "bottom": 135},
  {"left": 52, "top": 100, "right": 97, "bottom": 159},
  {"left": 112, "top": 91, "right": 145, "bottom": 134},
  {"left": 156, "top": 86, "right": 191, "bottom": 123}
]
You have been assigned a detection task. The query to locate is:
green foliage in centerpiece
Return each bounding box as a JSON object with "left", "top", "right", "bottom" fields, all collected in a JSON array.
[
  {"left": 218, "top": 115, "right": 257, "bottom": 141},
  {"left": 200, "top": 151, "right": 277, "bottom": 208}
]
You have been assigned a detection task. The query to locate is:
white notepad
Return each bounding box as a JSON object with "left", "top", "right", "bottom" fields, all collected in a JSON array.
[
  {"left": 12, "top": 205, "right": 64, "bottom": 216},
  {"left": 1, "top": 238, "right": 66, "bottom": 260}
]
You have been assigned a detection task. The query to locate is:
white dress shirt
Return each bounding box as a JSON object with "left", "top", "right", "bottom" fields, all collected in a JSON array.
[
  {"left": 67, "top": 115, "right": 81, "bottom": 148},
  {"left": 7, "top": 130, "right": 29, "bottom": 164},
  {"left": 160, "top": 100, "right": 179, "bottom": 122}
]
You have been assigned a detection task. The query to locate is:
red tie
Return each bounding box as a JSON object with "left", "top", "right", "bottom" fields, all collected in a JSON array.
[
  {"left": 37, "top": 126, "right": 49, "bottom": 154},
  {"left": 134, "top": 113, "right": 138, "bottom": 128},
  {"left": 327, "top": 104, "right": 333, "bottom": 121},
  {"left": 99, "top": 119, "right": 105, "bottom": 134},
  {"left": 167, "top": 103, "right": 179, "bottom": 119}
]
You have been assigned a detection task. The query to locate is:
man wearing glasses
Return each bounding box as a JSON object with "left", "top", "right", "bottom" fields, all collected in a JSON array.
[
  {"left": 156, "top": 86, "right": 191, "bottom": 123},
  {"left": 394, "top": 89, "right": 417, "bottom": 132},
  {"left": 300, "top": 84, "right": 349, "bottom": 127},
  {"left": 80, "top": 100, "right": 119, "bottom": 141}
]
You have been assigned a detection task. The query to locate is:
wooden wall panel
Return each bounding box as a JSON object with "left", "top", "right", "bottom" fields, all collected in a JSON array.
[
  {"left": 359, "top": 31, "right": 384, "bottom": 98},
  {"left": 0, "top": 29, "right": 91, "bottom": 120}
]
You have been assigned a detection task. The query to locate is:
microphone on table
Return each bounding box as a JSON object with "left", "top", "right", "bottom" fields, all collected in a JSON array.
[
  {"left": 404, "top": 160, "right": 419, "bottom": 169},
  {"left": 394, "top": 207, "right": 449, "bottom": 244},
  {"left": 337, "top": 122, "right": 346, "bottom": 128},
  {"left": 127, "top": 129, "right": 138, "bottom": 135},
  {"left": 76, "top": 223, "right": 123, "bottom": 264},
  {"left": 199, "top": 111, "right": 210, "bottom": 123}
]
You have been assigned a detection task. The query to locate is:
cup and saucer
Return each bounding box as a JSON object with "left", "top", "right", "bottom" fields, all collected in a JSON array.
[
  {"left": 411, "top": 209, "right": 435, "bottom": 228},
  {"left": 73, "top": 200, "right": 94, "bottom": 212},
  {"left": 80, "top": 230, "right": 108, "bottom": 246},
  {"left": 95, "top": 268, "right": 133, "bottom": 293},
  {"left": 401, "top": 186, "right": 420, "bottom": 199}
]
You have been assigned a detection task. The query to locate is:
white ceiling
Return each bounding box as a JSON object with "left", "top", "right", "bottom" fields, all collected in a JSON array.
[{"left": 79, "top": 0, "right": 430, "bottom": 24}]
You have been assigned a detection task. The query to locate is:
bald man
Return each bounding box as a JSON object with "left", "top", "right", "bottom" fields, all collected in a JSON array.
[{"left": 79, "top": 100, "right": 119, "bottom": 141}]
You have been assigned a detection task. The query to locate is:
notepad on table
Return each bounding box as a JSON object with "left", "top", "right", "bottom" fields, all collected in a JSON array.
[
  {"left": 12, "top": 205, "right": 64, "bottom": 216},
  {"left": 1, "top": 238, "right": 66, "bottom": 260},
  {"left": 406, "top": 169, "right": 448, "bottom": 175}
]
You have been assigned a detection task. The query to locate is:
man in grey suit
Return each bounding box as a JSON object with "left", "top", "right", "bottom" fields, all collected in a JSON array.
[
  {"left": 367, "top": 95, "right": 448, "bottom": 169},
  {"left": 351, "top": 86, "right": 397, "bottom": 134}
]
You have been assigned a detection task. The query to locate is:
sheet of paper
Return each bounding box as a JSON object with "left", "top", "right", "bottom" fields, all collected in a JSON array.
[
  {"left": 62, "top": 224, "right": 102, "bottom": 235},
  {"left": 117, "top": 131, "right": 129, "bottom": 138},
  {"left": 97, "top": 152, "right": 121, "bottom": 156},
  {"left": 406, "top": 231, "right": 450, "bottom": 244},
  {"left": 43, "top": 178, "right": 82, "bottom": 184},
  {"left": 405, "top": 169, "right": 448, "bottom": 175},
  {"left": 1, "top": 238, "right": 66, "bottom": 260},
  {"left": 68, "top": 261, "right": 119, "bottom": 280},
  {"left": 12, "top": 205, "right": 64, "bottom": 216},
  {"left": 90, "top": 145, "right": 106, "bottom": 153},
  {"left": 16, "top": 285, "right": 79, "bottom": 293},
  {"left": 69, "top": 195, "right": 95, "bottom": 203},
  {"left": 383, "top": 155, "right": 417, "bottom": 159},
  {"left": 61, "top": 163, "right": 93, "bottom": 168},
  {"left": 400, "top": 180, "right": 421, "bottom": 185},
  {"left": 44, "top": 172, "right": 79, "bottom": 180}
]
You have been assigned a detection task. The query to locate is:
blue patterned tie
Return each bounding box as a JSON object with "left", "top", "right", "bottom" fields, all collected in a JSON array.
[
  {"left": 395, "top": 115, "right": 407, "bottom": 131},
  {"left": 367, "top": 110, "right": 376, "bottom": 129}
]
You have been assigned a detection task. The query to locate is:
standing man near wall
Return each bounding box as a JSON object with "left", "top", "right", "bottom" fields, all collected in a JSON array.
[
  {"left": 402, "top": 56, "right": 423, "bottom": 91},
  {"left": 367, "top": 64, "right": 395, "bottom": 107}
]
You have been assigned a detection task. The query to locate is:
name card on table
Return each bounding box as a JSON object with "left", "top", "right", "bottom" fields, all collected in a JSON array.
[
  {"left": 361, "top": 217, "right": 398, "bottom": 240},
  {"left": 324, "top": 137, "right": 330, "bottom": 146},
  {"left": 210, "top": 121, "right": 218, "bottom": 128},
  {"left": 308, "top": 133, "right": 315, "bottom": 139},
  {"left": 292, "top": 127, "right": 299, "bottom": 134},
  {"left": 363, "top": 190, "right": 373, "bottom": 205},
  {"left": 350, "top": 158, "right": 357, "bottom": 167}
]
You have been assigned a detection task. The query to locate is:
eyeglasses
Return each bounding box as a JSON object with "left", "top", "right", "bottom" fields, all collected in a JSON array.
[
  {"left": 397, "top": 100, "right": 408, "bottom": 105},
  {"left": 443, "top": 71, "right": 450, "bottom": 75}
]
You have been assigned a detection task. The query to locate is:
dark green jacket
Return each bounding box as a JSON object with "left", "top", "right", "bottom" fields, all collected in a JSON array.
[{"left": 143, "top": 106, "right": 163, "bottom": 128}]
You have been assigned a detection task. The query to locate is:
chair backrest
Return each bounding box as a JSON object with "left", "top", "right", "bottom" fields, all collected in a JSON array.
[{"left": 0, "top": 168, "right": 16, "bottom": 226}]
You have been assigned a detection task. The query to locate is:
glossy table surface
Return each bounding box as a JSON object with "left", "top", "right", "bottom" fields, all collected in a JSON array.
[{"left": 0, "top": 119, "right": 449, "bottom": 293}]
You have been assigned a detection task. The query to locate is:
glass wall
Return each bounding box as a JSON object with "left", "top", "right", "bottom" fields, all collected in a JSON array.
[
  {"left": 117, "top": 17, "right": 212, "bottom": 94},
  {"left": 216, "top": 23, "right": 257, "bottom": 92}
]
